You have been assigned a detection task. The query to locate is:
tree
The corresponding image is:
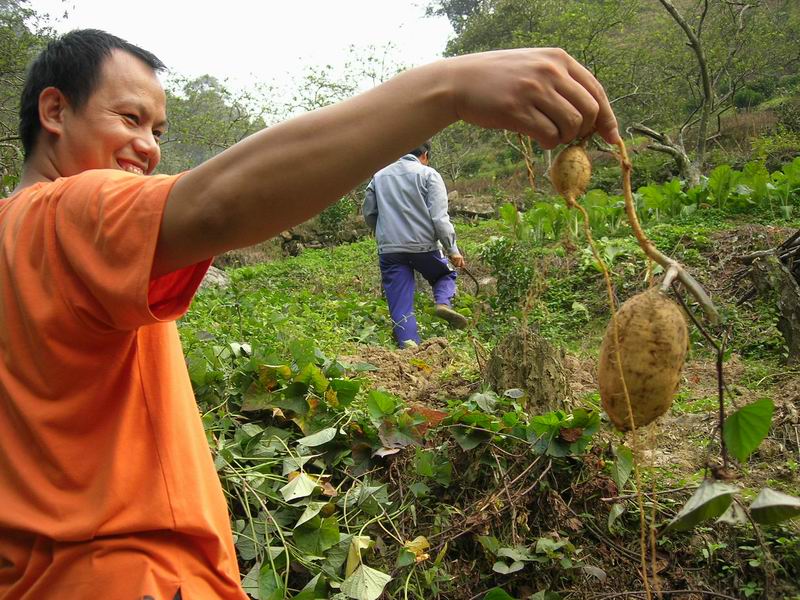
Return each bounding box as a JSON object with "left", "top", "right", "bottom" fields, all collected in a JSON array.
[
  {"left": 431, "top": 121, "right": 495, "bottom": 182},
  {"left": 425, "top": 0, "right": 484, "bottom": 34},
  {"left": 0, "top": 0, "right": 51, "bottom": 192},
  {"left": 284, "top": 43, "right": 405, "bottom": 115},
  {"left": 158, "top": 75, "right": 274, "bottom": 174},
  {"left": 430, "top": 0, "right": 800, "bottom": 183},
  {"left": 631, "top": 0, "right": 798, "bottom": 183}
]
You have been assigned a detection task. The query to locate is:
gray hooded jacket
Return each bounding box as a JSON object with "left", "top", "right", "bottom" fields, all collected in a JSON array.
[{"left": 362, "top": 154, "right": 459, "bottom": 256}]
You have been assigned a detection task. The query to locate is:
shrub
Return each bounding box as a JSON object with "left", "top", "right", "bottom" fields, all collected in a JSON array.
[
  {"left": 751, "top": 128, "right": 800, "bottom": 171},
  {"left": 734, "top": 88, "right": 767, "bottom": 110},
  {"left": 776, "top": 97, "right": 800, "bottom": 133},
  {"left": 318, "top": 195, "right": 358, "bottom": 237}
]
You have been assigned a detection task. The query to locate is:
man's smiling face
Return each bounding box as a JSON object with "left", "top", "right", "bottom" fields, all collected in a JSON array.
[{"left": 57, "top": 49, "right": 167, "bottom": 177}]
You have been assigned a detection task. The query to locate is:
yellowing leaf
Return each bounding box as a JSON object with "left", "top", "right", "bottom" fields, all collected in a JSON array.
[
  {"left": 409, "top": 358, "right": 432, "bottom": 373},
  {"left": 325, "top": 387, "right": 340, "bottom": 407},
  {"left": 403, "top": 536, "right": 431, "bottom": 563},
  {"left": 346, "top": 535, "right": 372, "bottom": 578},
  {"left": 321, "top": 481, "right": 338, "bottom": 497}
]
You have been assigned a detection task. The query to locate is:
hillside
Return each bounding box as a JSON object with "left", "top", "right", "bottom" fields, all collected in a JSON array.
[{"left": 181, "top": 157, "right": 800, "bottom": 600}]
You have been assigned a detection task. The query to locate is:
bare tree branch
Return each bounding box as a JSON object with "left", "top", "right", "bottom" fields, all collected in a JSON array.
[{"left": 658, "top": 0, "right": 714, "bottom": 163}]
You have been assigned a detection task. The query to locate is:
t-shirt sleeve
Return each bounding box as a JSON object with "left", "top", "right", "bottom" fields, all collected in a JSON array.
[{"left": 49, "top": 169, "right": 211, "bottom": 330}]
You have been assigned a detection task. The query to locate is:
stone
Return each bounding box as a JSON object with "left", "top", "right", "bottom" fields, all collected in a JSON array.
[
  {"left": 448, "top": 194, "right": 495, "bottom": 219},
  {"left": 199, "top": 265, "right": 230, "bottom": 290}
]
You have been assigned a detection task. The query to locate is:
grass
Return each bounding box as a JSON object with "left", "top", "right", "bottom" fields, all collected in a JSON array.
[{"left": 177, "top": 175, "right": 800, "bottom": 599}]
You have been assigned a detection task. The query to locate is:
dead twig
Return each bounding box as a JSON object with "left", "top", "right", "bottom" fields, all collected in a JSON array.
[{"left": 601, "top": 485, "right": 698, "bottom": 502}]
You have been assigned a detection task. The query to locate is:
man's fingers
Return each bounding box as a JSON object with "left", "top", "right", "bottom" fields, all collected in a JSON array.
[
  {"left": 523, "top": 106, "right": 562, "bottom": 150},
  {"left": 536, "top": 80, "right": 597, "bottom": 144},
  {"left": 566, "top": 60, "right": 621, "bottom": 144},
  {"left": 555, "top": 81, "right": 601, "bottom": 141}
]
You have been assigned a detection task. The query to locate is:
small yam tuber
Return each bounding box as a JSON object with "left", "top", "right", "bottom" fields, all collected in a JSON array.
[
  {"left": 549, "top": 143, "right": 591, "bottom": 203},
  {"left": 598, "top": 288, "right": 688, "bottom": 431}
]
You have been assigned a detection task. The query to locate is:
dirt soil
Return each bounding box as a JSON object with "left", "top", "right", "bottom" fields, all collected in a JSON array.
[
  {"left": 706, "top": 224, "right": 795, "bottom": 299},
  {"left": 342, "top": 337, "right": 478, "bottom": 407}
]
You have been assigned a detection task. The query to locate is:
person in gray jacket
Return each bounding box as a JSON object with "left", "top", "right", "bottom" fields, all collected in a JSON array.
[{"left": 363, "top": 140, "right": 468, "bottom": 347}]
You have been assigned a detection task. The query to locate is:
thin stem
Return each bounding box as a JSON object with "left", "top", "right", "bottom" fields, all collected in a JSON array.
[
  {"left": 671, "top": 284, "right": 731, "bottom": 469},
  {"left": 615, "top": 140, "right": 720, "bottom": 323}
]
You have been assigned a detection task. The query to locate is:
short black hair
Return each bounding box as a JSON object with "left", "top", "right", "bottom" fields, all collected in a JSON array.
[
  {"left": 409, "top": 140, "right": 431, "bottom": 158},
  {"left": 19, "top": 29, "right": 166, "bottom": 160}
]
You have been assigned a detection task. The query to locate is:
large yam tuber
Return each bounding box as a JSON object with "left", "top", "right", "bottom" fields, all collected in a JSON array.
[{"left": 598, "top": 288, "right": 688, "bottom": 431}]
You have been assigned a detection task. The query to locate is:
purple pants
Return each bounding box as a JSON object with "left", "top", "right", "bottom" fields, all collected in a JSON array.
[{"left": 379, "top": 251, "right": 457, "bottom": 346}]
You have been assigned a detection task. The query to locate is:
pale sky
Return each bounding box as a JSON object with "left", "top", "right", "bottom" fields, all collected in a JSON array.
[{"left": 29, "top": 0, "right": 454, "bottom": 101}]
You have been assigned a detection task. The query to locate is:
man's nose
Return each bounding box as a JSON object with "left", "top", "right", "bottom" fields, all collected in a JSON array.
[{"left": 133, "top": 131, "right": 161, "bottom": 166}]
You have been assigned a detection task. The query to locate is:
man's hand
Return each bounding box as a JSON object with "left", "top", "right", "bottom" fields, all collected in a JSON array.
[
  {"left": 450, "top": 253, "right": 465, "bottom": 269},
  {"left": 447, "top": 48, "right": 621, "bottom": 149}
]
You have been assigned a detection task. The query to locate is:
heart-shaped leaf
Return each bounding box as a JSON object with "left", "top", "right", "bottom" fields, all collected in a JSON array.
[
  {"left": 297, "top": 427, "right": 338, "bottom": 447},
  {"left": 608, "top": 503, "right": 625, "bottom": 531},
  {"left": 723, "top": 399, "right": 774, "bottom": 462},
  {"left": 666, "top": 480, "right": 739, "bottom": 532},
  {"left": 492, "top": 559, "right": 525, "bottom": 574},
  {"left": 484, "top": 588, "right": 518, "bottom": 600},
  {"left": 280, "top": 473, "right": 317, "bottom": 502},
  {"left": 340, "top": 564, "right": 391, "bottom": 600},
  {"left": 750, "top": 487, "right": 800, "bottom": 525},
  {"left": 346, "top": 535, "right": 372, "bottom": 578},
  {"left": 294, "top": 515, "right": 340, "bottom": 556},
  {"left": 451, "top": 424, "right": 492, "bottom": 450},
  {"left": 717, "top": 501, "right": 748, "bottom": 525},
  {"left": 295, "top": 501, "right": 329, "bottom": 528},
  {"left": 610, "top": 445, "right": 633, "bottom": 491}
]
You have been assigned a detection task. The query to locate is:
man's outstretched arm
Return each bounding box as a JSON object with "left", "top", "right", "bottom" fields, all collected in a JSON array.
[{"left": 153, "top": 48, "right": 620, "bottom": 278}]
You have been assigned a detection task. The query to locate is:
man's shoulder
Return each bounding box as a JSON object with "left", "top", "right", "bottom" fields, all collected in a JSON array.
[
  {"left": 375, "top": 156, "right": 438, "bottom": 179},
  {"left": 55, "top": 170, "right": 181, "bottom": 202}
]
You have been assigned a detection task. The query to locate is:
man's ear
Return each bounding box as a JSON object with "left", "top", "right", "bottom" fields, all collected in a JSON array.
[{"left": 38, "top": 87, "right": 69, "bottom": 137}]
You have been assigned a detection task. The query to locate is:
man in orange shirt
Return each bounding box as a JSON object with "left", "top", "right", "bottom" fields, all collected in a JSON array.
[{"left": 0, "top": 29, "right": 620, "bottom": 599}]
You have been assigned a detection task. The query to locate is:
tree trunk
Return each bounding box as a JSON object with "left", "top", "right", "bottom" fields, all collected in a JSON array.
[
  {"left": 749, "top": 255, "right": 800, "bottom": 362},
  {"left": 629, "top": 123, "right": 702, "bottom": 187},
  {"left": 485, "top": 325, "right": 571, "bottom": 413},
  {"left": 657, "top": 0, "right": 713, "bottom": 168}
]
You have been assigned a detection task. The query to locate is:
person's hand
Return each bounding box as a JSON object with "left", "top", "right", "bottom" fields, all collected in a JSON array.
[
  {"left": 444, "top": 48, "right": 621, "bottom": 149},
  {"left": 450, "top": 253, "right": 465, "bottom": 269}
]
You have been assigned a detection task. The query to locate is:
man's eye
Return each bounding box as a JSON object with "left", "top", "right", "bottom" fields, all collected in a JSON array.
[
  {"left": 153, "top": 129, "right": 164, "bottom": 140},
  {"left": 124, "top": 114, "right": 140, "bottom": 124}
]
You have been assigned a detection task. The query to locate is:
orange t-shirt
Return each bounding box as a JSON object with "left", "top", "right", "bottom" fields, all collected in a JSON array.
[{"left": 0, "top": 170, "right": 247, "bottom": 599}]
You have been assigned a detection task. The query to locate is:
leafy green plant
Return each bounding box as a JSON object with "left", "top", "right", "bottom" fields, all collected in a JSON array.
[{"left": 667, "top": 398, "right": 800, "bottom": 534}]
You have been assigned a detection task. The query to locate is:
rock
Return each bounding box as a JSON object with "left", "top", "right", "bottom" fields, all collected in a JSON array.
[
  {"left": 199, "top": 265, "right": 230, "bottom": 290},
  {"left": 449, "top": 194, "right": 495, "bottom": 219},
  {"left": 477, "top": 276, "right": 497, "bottom": 296},
  {"left": 283, "top": 239, "right": 305, "bottom": 256},
  {"left": 485, "top": 325, "right": 571, "bottom": 414}
]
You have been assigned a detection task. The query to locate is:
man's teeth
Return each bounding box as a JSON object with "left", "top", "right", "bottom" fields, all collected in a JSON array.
[{"left": 123, "top": 164, "right": 144, "bottom": 174}]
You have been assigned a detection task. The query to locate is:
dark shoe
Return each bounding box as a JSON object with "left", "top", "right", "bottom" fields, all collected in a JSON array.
[{"left": 434, "top": 304, "right": 468, "bottom": 329}]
